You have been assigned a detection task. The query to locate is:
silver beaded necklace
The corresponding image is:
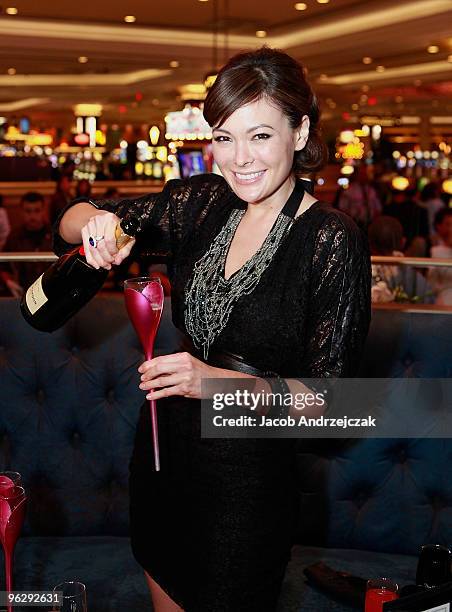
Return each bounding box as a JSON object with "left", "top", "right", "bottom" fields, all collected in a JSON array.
[{"left": 184, "top": 180, "right": 305, "bottom": 359}]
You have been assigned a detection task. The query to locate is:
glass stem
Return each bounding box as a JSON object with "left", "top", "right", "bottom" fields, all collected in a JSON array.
[{"left": 146, "top": 348, "right": 160, "bottom": 472}]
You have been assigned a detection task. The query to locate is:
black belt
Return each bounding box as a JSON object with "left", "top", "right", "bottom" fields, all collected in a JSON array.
[
  {"left": 180, "top": 337, "right": 290, "bottom": 417},
  {"left": 179, "top": 334, "right": 271, "bottom": 377},
  {"left": 206, "top": 350, "right": 269, "bottom": 377}
]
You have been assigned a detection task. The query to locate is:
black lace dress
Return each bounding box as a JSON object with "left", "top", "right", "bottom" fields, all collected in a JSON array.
[{"left": 54, "top": 173, "right": 371, "bottom": 611}]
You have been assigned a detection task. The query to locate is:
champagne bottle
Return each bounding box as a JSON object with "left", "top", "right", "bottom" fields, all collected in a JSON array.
[{"left": 20, "top": 215, "right": 140, "bottom": 332}]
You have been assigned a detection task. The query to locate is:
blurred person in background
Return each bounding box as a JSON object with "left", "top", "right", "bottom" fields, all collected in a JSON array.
[
  {"left": 428, "top": 217, "right": 452, "bottom": 305},
  {"left": 419, "top": 182, "right": 445, "bottom": 243},
  {"left": 431, "top": 207, "right": 452, "bottom": 250},
  {"left": 369, "top": 215, "right": 433, "bottom": 303},
  {"left": 337, "top": 164, "right": 382, "bottom": 229},
  {"left": 0, "top": 194, "right": 11, "bottom": 250},
  {"left": 0, "top": 192, "right": 52, "bottom": 297},
  {"left": 428, "top": 228, "right": 452, "bottom": 306},
  {"left": 49, "top": 174, "right": 73, "bottom": 225},
  {"left": 75, "top": 179, "right": 92, "bottom": 200},
  {"left": 103, "top": 186, "right": 120, "bottom": 199},
  {"left": 369, "top": 161, "right": 391, "bottom": 209},
  {"left": 384, "top": 187, "right": 429, "bottom": 256}
]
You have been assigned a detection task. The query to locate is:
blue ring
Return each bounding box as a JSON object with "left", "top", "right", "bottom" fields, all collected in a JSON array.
[{"left": 89, "top": 236, "right": 96, "bottom": 247}]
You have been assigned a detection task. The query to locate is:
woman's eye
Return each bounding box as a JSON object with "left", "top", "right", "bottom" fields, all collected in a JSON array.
[
  {"left": 253, "top": 133, "right": 271, "bottom": 140},
  {"left": 213, "top": 135, "right": 230, "bottom": 142}
]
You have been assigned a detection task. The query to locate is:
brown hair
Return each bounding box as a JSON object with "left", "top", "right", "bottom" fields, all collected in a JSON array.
[
  {"left": 368, "top": 216, "right": 404, "bottom": 255},
  {"left": 203, "top": 46, "right": 327, "bottom": 175}
]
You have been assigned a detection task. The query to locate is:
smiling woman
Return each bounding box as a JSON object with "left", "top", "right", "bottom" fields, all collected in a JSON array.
[
  {"left": 204, "top": 46, "right": 327, "bottom": 178},
  {"left": 54, "top": 46, "right": 371, "bottom": 612}
]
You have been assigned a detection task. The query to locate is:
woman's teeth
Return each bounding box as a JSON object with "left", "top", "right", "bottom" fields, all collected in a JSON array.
[{"left": 235, "top": 171, "right": 265, "bottom": 181}]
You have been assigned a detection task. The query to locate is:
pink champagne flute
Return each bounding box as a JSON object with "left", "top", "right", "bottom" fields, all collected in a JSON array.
[
  {"left": 124, "top": 276, "right": 164, "bottom": 471},
  {"left": 0, "top": 479, "right": 27, "bottom": 612}
]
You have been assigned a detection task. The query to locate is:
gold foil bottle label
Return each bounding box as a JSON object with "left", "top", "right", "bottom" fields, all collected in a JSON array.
[{"left": 25, "top": 273, "right": 48, "bottom": 314}]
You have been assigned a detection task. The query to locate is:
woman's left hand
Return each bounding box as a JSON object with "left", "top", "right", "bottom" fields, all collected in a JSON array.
[{"left": 138, "top": 352, "right": 221, "bottom": 400}]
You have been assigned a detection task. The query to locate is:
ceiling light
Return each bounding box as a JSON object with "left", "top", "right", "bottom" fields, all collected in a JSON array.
[
  {"left": 351, "top": 103, "right": 359, "bottom": 110},
  {"left": 256, "top": 30, "right": 267, "bottom": 38},
  {"left": 414, "top": 79, "right": 422, "bottom": 86},
  {"left": 169, "top": 60, "right": 180, "bottom": 68},
  {"left": 7, "top": 68, "right": 16, "bottom": 75},
  {"left": 5, "top": 7, "right": 18, "bottom": 15},
  {"left": 317, "top": 0, "right": 330, "bottom": 3},
  {"left": 124, "top": 15, "right": 136, "bottom": 23},
  {"left": 318, "top": 74, "right": 328, "bottom": 82},
  {"left": 361, "top": 84, "right": 370, "bottom": 92},
  {"left": 362, "top": 57, "right": 372, "bottom": 64},
  {"left": 448, "top": 55, "right": 452, "bottom": 63},
  {"left": 74, "top": 104, "right": 103, "bottom": 117},
  {"left": 427, "top": 45, "right": 439, "bottom": 53},
  {"left": 376, "top": 65, "right": 385, "bottom": 72},
  {"left": 341, "top": 165, "right": 354, "bottom": 175},
  {"left": 295, "top": 3, "right": 307, "bottom": 9},
  {"left": 78, "top": 56, "right": 88, "bottom": 64}
]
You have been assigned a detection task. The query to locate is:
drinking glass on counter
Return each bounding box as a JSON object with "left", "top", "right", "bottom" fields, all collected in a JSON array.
[
  {"left": 52, "top": 581, "right": 87, "bottom": 612},
  {"left": 365, "top": 578, "right": 399, "bottom": 612},
  {"left": 416, "top": 543, "right": 452, "bottom": 589}
]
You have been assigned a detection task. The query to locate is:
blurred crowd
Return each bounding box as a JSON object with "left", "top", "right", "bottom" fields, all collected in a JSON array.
[
  {"left": 0, "top": 171, "right": 451, "bottom": 305},
  {"left": 0, "top": 178, "right": 121, "bottom": 298},
  {"left": 333, "top": 166, "right": 452, "bottom": 305}
]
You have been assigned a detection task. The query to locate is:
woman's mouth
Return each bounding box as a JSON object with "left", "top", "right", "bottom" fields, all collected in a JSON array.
[{"left": 233, "top": 170, "right": 266, "bottom": 184}]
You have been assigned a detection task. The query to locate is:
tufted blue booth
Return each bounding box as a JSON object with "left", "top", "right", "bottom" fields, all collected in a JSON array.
[
  {"left": 0, "top": 295, "right": 180, "bottom": 611},
  {"left": 0, "top": 297, "right": 451, "bottom": 611},
  {"left": 279, "top": 307, "right": 452, "bottom": 611}
]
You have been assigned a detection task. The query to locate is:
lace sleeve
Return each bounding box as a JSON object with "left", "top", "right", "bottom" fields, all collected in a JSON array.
[
  {"left": 301, "top": 213, "right": 371, "bottom": 378},
  {"left": 52, "top": 174, "right": 227, "bottom": 258}
]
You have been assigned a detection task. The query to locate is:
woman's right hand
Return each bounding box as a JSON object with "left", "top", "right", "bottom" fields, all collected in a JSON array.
[{"left": 81, "top": 211, "right": 136, "bottom": 270}]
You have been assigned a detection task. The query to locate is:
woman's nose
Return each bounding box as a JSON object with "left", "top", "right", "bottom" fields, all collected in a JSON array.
[{"left": 234, "top": 141, "right": 254, "bottom": 167}]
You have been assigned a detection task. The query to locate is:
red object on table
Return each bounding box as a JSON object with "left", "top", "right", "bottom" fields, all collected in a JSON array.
[
  {"left": 0, "top": 478, "right": 27, "bottom": 612},
  {"left": 365, "top": 587, "right": 399, "bottom": 612}
]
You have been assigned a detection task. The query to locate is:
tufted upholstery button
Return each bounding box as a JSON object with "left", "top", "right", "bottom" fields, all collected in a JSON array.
[
  {"left": 429, "top": 494, "right": 445, "bottom": 512},
  {"left": 106, "top": 389, "right": 115, "bottom": 403},
  {"left": 36, "top": 389, "right": 45, "bottom": 405},
  {"left": 354, "top": 490, "right": 371, "bottom": 510},
  {"left": 398, "top": 449, "right": 407, "bottom": 464},
  {"left": 71, "top": 432, "right": 81, "bottom": 449}
]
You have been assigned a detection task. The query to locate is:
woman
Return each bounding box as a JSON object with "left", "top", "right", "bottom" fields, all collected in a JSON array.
[
  {"left": 55, "top": 47, "right": 371, "bottom": 611},
  {"left": 419, "top": 181, "right": 445, "bottom": 242},
  {"left": 0, "top": 194, "right": 10, "bottom": 251}
]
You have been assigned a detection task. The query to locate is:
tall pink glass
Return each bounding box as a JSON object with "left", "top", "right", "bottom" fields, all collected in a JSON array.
[
  {"left": 0, "top": 478, "right": 27, "bottom": 612},
  {"left": 124, "top": 276, "right": 164, "bottom": 471}
]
